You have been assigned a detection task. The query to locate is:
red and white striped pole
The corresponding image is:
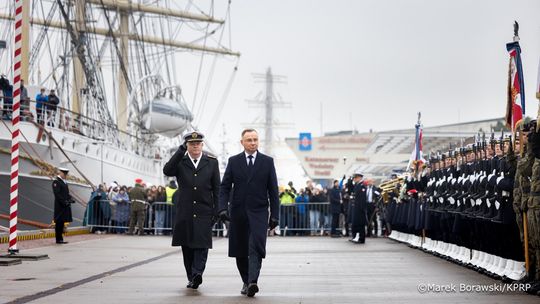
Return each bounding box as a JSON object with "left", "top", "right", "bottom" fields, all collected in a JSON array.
[{"left": 8, "top": 0, "right": 23, "bottom": 254}]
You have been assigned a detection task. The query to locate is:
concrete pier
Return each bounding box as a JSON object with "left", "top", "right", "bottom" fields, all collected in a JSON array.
[{"left": 1, "top": 235, "right": 537, "bottom": 303}]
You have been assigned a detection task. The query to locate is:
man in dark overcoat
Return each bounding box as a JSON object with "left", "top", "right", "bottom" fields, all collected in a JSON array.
[
  {"left": 218, "top": 128, "right": 280, "bottom": 297},
  {"left": 53, "top": 167, "right": 73, "bottom": 244},
  {"left": 163, "top": 131, "right": 220, "bottom": 290},
  {"left": 350, "top": 172, "right": 367, "bottom": 244}
]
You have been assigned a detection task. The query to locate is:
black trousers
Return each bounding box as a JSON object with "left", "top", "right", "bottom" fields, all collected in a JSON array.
[
  {"left": 55, "top": 220, "right": 65, "bottom": 242},
  {"left": 235, "top": 232, "right": 262, "bottom": 284},
  {"left": 331, "top": 212, "right": 340, "bottom": 235},
  {"left": 351, "top": 209, "right": 366, "bottom": 243},
  {"left": 367, "top": 204, "right": 377, "bottom": 236},
  {"left": 181, "top": 246, "right": 209, "bottom": 281}
]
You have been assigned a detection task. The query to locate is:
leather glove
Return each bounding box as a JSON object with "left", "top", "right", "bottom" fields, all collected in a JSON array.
[
  {"left": 179, "top": 140, "right": 187, "bottom": 153},
  {"left": 218, "top": 210, "right": 230, "bottom": 223},
  {"left": 268, "top": 217, "right": 279, "bottom": 230}
]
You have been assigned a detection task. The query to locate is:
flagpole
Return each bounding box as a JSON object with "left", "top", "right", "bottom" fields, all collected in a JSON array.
[
  {"left": 510, "top": 20, "right": 530, "bottom": 275},
  {"left": 414, "top": 112, "right": 421, "bottom": 178}
]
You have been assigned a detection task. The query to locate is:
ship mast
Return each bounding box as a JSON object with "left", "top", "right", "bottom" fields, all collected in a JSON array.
[
  {"left": 21, "top": 0, "right": 30, "bottom": 82},
  {"left": 72, "top": 0, "right": 86, "bottom": 115},
  {"left": 0, "top": 0, "right": 240, "bottom": 133},
  {"left": 118, "top": 6, "right": 129, "bottom": 132}
]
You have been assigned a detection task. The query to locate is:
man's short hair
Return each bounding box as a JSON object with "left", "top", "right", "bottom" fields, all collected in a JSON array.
[{"left": 241, "top": 128, "right": 258, "bottom": 137}]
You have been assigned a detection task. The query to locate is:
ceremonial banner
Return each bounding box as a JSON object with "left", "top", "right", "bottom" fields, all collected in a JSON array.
[
  {"left": 407, "top": 118, "right": 425, "bottom": 171},
  {"left": 505, "top": 41, "right": 525, "bottom": 132}
]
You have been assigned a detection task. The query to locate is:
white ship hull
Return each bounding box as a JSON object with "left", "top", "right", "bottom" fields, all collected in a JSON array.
[
  {"left": 0, "top": 120, "right": 167, "bottom": 229},
  {"left": 0, "top": 121, "right": 165, "bottom": 187}
]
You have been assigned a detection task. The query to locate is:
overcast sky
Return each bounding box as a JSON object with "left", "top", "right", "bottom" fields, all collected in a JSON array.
[{"left": 182, "top": 0, "right": 540, "bottom": 152}]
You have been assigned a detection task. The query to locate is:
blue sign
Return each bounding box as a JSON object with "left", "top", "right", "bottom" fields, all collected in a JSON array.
[{"left": 299, "top": 133, "right": 312, "bottom": 151}]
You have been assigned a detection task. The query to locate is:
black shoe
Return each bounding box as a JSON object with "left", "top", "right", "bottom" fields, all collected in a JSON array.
[
  {"left": 502, "top": 276, "right": 516, "bottom": 283},
  {"left": 186, "top": 281, "right": 193, "bottom": 288},
  {"left": 526, "top": 282, "right": 540, "bottom": 294},
  {"left": 240, "top": 283, "right": 248, "bottom": 295},
  {"left": 56, "top": 241, "right": 68, "bottom": 244},
  {"left": 191, "top": 274, "right": 202, "bottom": 289},
  {"left": 247, "top": 283, "right": 259, "bottom": 297}
]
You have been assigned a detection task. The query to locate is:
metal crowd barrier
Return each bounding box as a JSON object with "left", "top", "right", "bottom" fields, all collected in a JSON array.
[
  {"left": 83, "top": 200, "right": 227, "bottom": 235},
  {"left": 278, "top": 202, "right": 346, "bottom": 236},
  {"left": 83, "top": 200, "right": 348, "bottom": 236}
]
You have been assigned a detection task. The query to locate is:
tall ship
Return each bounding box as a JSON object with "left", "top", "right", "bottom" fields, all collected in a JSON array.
[{"left": 0, "top": 0, "right": 239, "bottom": 228}]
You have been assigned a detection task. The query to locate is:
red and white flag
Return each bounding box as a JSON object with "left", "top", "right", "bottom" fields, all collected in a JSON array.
[{"left": 505, "top": 41, "right": 525, "bottom": 132}]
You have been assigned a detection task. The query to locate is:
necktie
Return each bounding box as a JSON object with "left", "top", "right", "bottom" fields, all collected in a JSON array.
[
  {"left": 247, "top": 155, "right": 254, "bottom": 174},
  {"left": 193, "top": 159, "right": 197, "bottom": 164}
]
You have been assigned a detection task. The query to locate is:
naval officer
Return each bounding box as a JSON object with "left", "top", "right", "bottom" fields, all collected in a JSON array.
[
  {"left": 163, "top": 131, "right": 220, "bottom": 290},
  {"left": 52, "top": 167, "right": 73, "bottom": 244}
]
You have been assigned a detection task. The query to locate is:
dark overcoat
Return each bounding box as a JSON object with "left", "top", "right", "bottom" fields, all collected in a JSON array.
[
  {"left": 351, "top": 182, "right": 367, "bottom": 231},
  {"left": 218, "top": 151, "right": 279, "bottom": 258},
  {"left": 53, "top": 177, "right": 73, "bottom": 222},
  {"left": 329, "top": 187, "right": 342, "bottom": 214},
  {"left": 163, "top": 149, "right": 220, "bottom": 249}
]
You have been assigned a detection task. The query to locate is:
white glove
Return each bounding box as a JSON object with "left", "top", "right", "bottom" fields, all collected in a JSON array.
[
  {"left": 495, "top": 200, "right": 500, "bottom": 210},
  {"left": 476, "top": 199, "right": 482, "bottom": 206},
  {"left": 448, "top": 197, "right": 455, "bottom": 205},
  {"left": 496, "top": 176, "right": 504, "bottom": 185},
  {"left": 486, "top": 199, "right": 491, "bottom": 208},
  {"left": 438, "top": 197, "right": 444, "bottom": 203}
]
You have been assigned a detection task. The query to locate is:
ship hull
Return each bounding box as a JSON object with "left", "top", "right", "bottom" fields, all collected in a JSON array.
[
  {"left": 0, "top": 121, "right": 164, "bottom": 230},
  {"left": 0, "top": 173, "right": 92, "bottom": 229}
]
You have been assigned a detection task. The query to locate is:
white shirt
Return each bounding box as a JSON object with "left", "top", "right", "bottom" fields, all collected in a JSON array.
[
  {"left": 245, "top": 151, "right": 257, "bottom": 166},
  {"left": 188, "top": 153, "right": 201, "bottom": 169},
  {"left": 366, "top": 185, "right": 373, "bottom": 203},
  {"left": 57, "top": 175, "right": 66, "bottom": 184}
]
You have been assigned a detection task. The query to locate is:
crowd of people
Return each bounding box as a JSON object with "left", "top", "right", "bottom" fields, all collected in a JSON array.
[
  {"left": 84, "top": 179, "right": 178, "bottom": 235},
  {"left": 277, "top": 177, "right": 384, "bottom": 241},
  {"left": 82, "top": 174, "right": 389, "bottom": 241}
]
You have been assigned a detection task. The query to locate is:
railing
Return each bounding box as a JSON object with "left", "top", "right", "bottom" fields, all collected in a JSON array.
[
  {"left": 0, "top": 96, "right": 158, "bottom": 158},
  {"left": 83, "top": 200, "right": 347, "bottom": 236}
]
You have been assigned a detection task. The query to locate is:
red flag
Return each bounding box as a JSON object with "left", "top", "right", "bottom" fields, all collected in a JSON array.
[{"left": 505, "top": 42, "right": 525, "bottom": 132}]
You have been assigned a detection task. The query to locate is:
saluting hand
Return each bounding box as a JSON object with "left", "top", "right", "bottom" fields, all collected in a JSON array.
[{"left": 179, "top": 140, "right": 187, "bottom": 153}]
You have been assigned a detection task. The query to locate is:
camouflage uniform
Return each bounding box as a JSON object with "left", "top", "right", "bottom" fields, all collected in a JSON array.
[
  {"left": 528, "top": 126, "right": 540, "bottom": 289},
  {"left": 528, "top": 157, "right": 540, "bottom": 282},
  {"left": 128, "top": 183, "right": 147, "bottom": 235},
  {"left": 516, "top": 144, "right": 534, "bottom": 244}
]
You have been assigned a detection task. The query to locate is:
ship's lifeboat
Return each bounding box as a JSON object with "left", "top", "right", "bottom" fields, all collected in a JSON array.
[{"left": 140, "top": 97, "right": 193, "bottom": 138}]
